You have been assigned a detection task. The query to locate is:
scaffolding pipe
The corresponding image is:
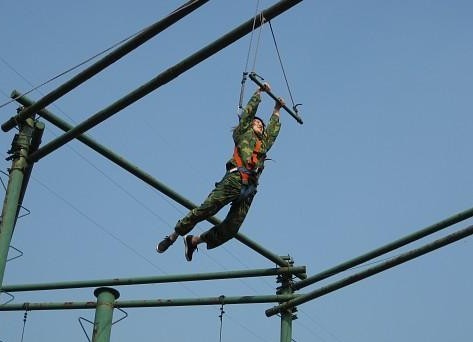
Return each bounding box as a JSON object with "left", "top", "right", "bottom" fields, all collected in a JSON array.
[
  {"left": 14, "top": 120, "right": 44, "bottom": 228},
  {"left": 0, "top": 294, "right": 299, "bottom": 311},
  {"left": 2, "top": 266, "right": 306, "bottom": 292},
  {"left": 0, "top": 121, "right": 34, "bottom": 287},
  {"left": 265, "top": 224, "right": 473, "bottom": 317},
  {"left": 10, "top": 92, "right": 299, "bottom": 271},
  {"left": 26, "top": 0, "right": 303, "bottom": 163},
  {"left": 1, "top": 0, "right": 210, "bottom": 132},
  {"left": 292, "top": 206, "right": 473, "bottom": 291},
  {"left": 92, "top": 287, "right": 120, "bottom": 342}
]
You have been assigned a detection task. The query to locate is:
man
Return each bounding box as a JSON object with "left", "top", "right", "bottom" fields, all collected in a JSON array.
[{"left": 157, "top": 82, "right": 284, "bottom": 261}]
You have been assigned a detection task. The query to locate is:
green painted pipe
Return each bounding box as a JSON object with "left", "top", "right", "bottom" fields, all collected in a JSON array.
[
  {"left": 0, "top": 123, "right": 33, "bottom": 287},
  {"left": 0, "top": 294, "right": 299, "bottom": 311},
  {"left": 266, "top": 224, "right": 473, "bottom": 317},
  {"left": 92, "top": 287, "right": 120, "bottom": 342},
  {"left": 293, "top": 206, "right": 473, "bottom": 291},
  {"left": 2, "top": 266, "right": 306, "bottom": 292},
  {"left": 26, "top": 0, "right": 303, "bottom": 162}
]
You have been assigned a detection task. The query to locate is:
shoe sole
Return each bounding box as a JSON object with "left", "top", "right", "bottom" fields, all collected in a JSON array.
[
  {"left": 184, "top": 235, "right": 193, "bottom": 261},
  {"left": 156, "top": 237, "right": 173, "bottom": 254}
]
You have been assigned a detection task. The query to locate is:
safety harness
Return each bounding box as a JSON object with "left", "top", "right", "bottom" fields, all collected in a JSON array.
[{"left": 231, "top": 139, "right": 264, "bottom": 202}]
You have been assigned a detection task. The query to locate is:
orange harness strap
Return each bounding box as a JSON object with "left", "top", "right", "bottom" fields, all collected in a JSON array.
[{"left": 233, "top": 140, "right": 262, "bottom": 184}]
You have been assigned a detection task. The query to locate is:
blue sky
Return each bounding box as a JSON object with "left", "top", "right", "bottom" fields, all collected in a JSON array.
[{"left": 1, "top": 1, "right": 473, "bottom": 341}]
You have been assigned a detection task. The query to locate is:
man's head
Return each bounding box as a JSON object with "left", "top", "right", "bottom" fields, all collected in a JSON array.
[{"left": 252, "top": 117, "right": 265, "bottom": 135}]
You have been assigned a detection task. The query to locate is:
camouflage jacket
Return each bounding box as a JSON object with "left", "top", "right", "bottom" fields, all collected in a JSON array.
[{"left": 226, "top": 90, "right": 281, "bottom": 179}]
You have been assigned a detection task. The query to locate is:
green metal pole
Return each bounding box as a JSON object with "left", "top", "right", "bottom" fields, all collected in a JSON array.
[
  {"left": 26, "top": 0, "right": 303, "bottom": 163},
  {"left": 292, "top": 205, "right": 473, "bottom": 291},
  {"left": 10, "top": 92, "right": 299, "bottom": 271},
  {"left": 92, "top": 287, "right": 120, "bottom": 342},
  {"left": 1, "top": 0, "right": 210, "bottom": 132},
  {"left": 0, "top": 119, "right": 34, "bottom": 287},
  {"left": 0, "top": 294, "right": 298, "bottom": 311},
  {"left": 3, "top": 266, "right": 306, "bottom": 292},
  {"left": 14, "top": 120, "right": 44, "bottom": 228},
  {"left": 278, "top": 257, "right": 295, "bottom": 342},
  {"left": 266, "top": 224, "right": 473, "bottom": 317}
]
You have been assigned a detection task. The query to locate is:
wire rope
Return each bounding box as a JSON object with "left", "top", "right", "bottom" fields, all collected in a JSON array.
[
  {"left": 268, "top": 20, "right": 297, "bottom": 109},
  {"left": 238, "top": 0, "right": 264, "bottom": 113}
]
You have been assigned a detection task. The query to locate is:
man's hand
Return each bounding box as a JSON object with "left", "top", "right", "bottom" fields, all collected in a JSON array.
[
  {"left": 275, "top": 97, "right": 285, "bottom": 110},
  {"left": 259, "top": 82, "right": 271, "bottom": 93}
]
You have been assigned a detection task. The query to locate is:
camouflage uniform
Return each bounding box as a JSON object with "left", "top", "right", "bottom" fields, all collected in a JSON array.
[{"left": 174, "top": 90, "right": 281, "bottom": 249}]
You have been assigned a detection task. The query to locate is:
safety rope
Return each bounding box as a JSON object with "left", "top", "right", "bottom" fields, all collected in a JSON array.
[
  {"left": 268, "top": 20, "right": 297, "bottom": 110},
  {"left": 218, "top": 295, "right": 225, "bottom": 342},
  {"left": 238, "top": 0, "right": 264, "bottom": 114}
]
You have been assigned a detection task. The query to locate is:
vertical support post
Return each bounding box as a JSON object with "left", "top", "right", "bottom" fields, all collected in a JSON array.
[
  {"left": 92, "top": 287, "right": 120, "bottom": 342},
  {"left": 0, "top": 118, "right": 35, "bottom": 288},
  {"left": 277, "top": 256, "right": 297, "bottom": 342}
]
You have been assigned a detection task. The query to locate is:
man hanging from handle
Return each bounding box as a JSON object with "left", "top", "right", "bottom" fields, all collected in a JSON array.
[{"left": 156, "top": 82, "right": 285, "bottom": 261}]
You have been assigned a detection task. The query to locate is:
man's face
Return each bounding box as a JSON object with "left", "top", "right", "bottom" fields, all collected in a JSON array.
[{"left": 252, "top": 119, "right": 264, "bottom": 135}]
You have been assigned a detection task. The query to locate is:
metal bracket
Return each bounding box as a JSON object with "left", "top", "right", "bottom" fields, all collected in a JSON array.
[
  {"left": 0, "top": 291, "right": 15, "bottom": 305},
  {"left": 7, "top": 245, "right": 24, "bottom": 262},
  {"left": 78, "top": 308, "right": 128, "bottom": 341}
]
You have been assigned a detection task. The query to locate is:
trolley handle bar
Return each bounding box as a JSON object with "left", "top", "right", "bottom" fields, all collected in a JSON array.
[{"left": 249, "top": 72, "right": 303, "bottom": 125}]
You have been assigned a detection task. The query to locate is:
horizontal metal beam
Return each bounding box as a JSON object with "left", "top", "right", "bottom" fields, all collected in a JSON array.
[
  {"left": 1, "top": 0, "right": 210, "bottom": 132},
  {"left": 26, "top": 0, "right": 303, "bottom": 162},
  {"left": 266, "top": 224, "right": 473, "bottom": 317},
  {"left": 0, "top": 294, "right": 299, "bottom": 311},
  {"left": 2, "top": 266, "right": 306, "bottom": 292}
]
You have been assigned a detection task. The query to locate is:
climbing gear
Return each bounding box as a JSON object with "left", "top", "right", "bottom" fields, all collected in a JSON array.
[
  {"left": 238, "top": 0, "right": 264, "bottom": 115},
  {"left": 249, "top": 72, "right": 303, "bottom": 124},
  {"left": 232, "top": 139, "right": 263, "bottom": 185},
  {"left": 156, "top": 235, "right": 175, "bottom": 253},
  {"left": 184, "top": 235, "right": 198, "bottom": 261},
  {"left": 236, "top": 1, "right": 303, "bottom": 124}
]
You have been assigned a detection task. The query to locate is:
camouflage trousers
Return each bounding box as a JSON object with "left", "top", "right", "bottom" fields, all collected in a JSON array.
[{"left": 174, "top": 171, "right": 256, "bottom": 249}]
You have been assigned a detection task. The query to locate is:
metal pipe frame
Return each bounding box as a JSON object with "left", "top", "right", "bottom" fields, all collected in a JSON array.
[
  {"left": 0, "top": 294, "right": 299, "bottom": 311},
  {"left": 265, "top": 224, "right": 473, "bottom": 317},
  {"left": 2, "top": 266, "right": 306, "bottom": 293},
  {"left": 292, "top": 205, "right": 473, "bottom": 291},
  {"left": 26, "top": 0, "right": 303, "bottom": 163}
]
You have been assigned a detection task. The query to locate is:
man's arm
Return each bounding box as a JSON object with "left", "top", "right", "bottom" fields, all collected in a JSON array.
[{"left": 264, "top": 97, "right": 285, "bottom": 150}]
